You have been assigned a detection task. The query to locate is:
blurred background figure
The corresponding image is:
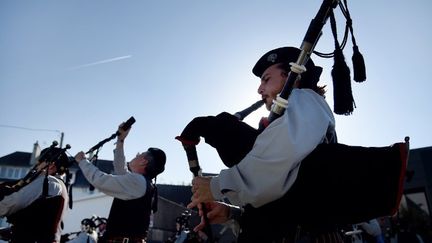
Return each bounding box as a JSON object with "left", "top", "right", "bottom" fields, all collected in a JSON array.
[
  {"left": 91, "top": 216, "right": 107, "bottom": 242},
  {"left": 61, "top": 217, "right": 98, "bottom": 243},
  {"left": 165, "top": 210, "right": 207, "bottom": 243}
]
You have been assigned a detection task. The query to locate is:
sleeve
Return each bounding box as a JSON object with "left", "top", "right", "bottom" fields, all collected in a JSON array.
[
  {"left": 359, "top": 219, "right": 382, "bottom": 236},
  {"left": 0, "top": 176, "right": 63, "bottom": 216},
  {"left": 78, "top": 159, "right": 147, "bottom": 200},
  {"left": 210, "top": 89, "right": 335, "bottom": 207},
  {"left": 113, "top": 147, "right": 128, "bottom": 175}
]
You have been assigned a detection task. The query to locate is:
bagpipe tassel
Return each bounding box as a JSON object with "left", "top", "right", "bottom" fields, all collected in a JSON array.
[
  {"left": 343, "top": 0, "right": 366, "bottom": 82},
  {"left": 332, "top": 46, "right": 355, "bottom": 115},
  {"left": 352, "top": 45, "right": 366, "bottom": 82},
  {"left": 151, "top": 185, "right": 159, "bottom": 213},
  {"left": 329, "top": 10, "right": 355, "bottom": 115}
]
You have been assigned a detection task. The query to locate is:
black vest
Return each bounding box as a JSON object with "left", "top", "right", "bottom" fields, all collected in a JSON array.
[
  {"left": 238, "top": 141, "right": 405, "bottom": 242},
  {"left": 104, "top": 178, "right": 154, "bottom": 238},
  {"left": 7, "top": 195, "right": 65, "bottom": 243}
]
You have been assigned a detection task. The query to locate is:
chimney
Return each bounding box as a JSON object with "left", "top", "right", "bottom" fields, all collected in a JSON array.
[{"left": 30, "top": 141, "right": 41, "bottom": 165}]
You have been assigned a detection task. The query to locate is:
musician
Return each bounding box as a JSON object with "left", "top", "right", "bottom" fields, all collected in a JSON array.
[
  {"left": 74, "top": 123, "right": 166, "bottom": 243},
  {"left": 63, "top": 218, "right": 98, "bottom": 243},
  {"left": 0, "top": 147, "right": 70, "bottom": 243},
  {"left": 189, "top": 46, "right": 343, "bottom": 242}
]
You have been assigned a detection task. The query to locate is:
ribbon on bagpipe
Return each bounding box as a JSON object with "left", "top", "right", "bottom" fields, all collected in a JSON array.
[{"left": 176, "top": 0, "right": 409, "bottom": 230}]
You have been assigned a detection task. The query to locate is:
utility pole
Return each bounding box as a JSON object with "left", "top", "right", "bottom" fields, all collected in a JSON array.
[{"left": 60, "top": 132, "right": 64, "bottom": 148}]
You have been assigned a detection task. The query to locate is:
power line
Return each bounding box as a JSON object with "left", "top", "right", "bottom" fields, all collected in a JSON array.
[{"left": 0, "top": 124, "right": 64, "bottom": 147}]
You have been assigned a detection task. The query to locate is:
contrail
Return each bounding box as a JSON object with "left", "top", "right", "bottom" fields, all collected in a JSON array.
[{"left": 67, "top": 55, "right": 132, "bottom": 70}]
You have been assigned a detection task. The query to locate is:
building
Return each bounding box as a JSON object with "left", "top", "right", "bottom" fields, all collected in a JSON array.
[{"left": 402, "top": 146, "right": 432, "bottom": 221}]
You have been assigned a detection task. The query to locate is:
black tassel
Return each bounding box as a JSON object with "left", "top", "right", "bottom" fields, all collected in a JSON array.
[
  {"left": 352, "top": 45, "right": 366, "bottom": 82},
  {"left": 342, "top": 0, "right": 366, "bottom": 83},
  {"left": 329, "top": 9, "right": 355, "bottom": 115},
  {"left": 68, "top": 185, "right": 73, "bottom": 209},
  {"left": 42, "top": 170, "right": 49, "bottom": 198},
  {"left": 332, "top": 47, "right": 355, "bottom": 115},
  {"left": 65, "top": 170, "right": 73, "bottom": 209}
]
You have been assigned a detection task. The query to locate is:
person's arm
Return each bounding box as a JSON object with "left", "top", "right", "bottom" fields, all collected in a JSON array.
[
  {"left": 210, "top": 89, "right": 335, "bottom": 207},
  {"left": 75, "top": 152, "right": 147, "bottom": 200},
  {"left": 113, "top": 142, "right": 127, "bottom": 175},
  {"left": 112, "top": 123, "right": 130, "bottom": 175},
  {"left": 0, "top": 175, "right": 64, "bottom": 216}
]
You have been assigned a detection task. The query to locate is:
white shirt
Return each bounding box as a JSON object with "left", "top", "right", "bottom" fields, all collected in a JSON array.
[
  {"left": 210, "top": 88, "right": 335, "bottom": 207},
  {"left": 0, "top": 173, "right": 69, "bottom": 242},
  {"left": 78, "top": 146, "right": 148, "bottom": 200}
]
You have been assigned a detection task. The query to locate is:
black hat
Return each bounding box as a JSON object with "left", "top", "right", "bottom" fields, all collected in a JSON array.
[
  {"left": 81, "top": 218, "right": 96, "bottom": 228},
  {"left": 252, "top": 47, "right": 322, "bottom": 90},
  {"left": 39, "top": 147, "right": 71, "bottom": 174},
  {"left": 146, "top": 147, "right": 166, "bottom": 179}
]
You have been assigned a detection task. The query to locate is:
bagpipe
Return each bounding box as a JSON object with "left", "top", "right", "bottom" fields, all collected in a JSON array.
[
  {"left": 0, "top": 141, "right": 74, "bottom": 243},
  {"left": 0, "top": 141, "right": 72, "bottom": 201},
  {"left": 176, "top": 0, "right": 409, "bottom": 228},
  {"left": 85, "top": 116, "right": 136, "bottom": 160},
  {"left": 83, "top": 116, "right": 135, "bottom": 192}
]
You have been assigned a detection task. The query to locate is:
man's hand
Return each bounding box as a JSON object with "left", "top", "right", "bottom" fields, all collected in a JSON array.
[
  {"left": 187, "top": 176, "right": 214, "bottom": 209},
  {"left": 74, "top": 151, "right": 86, "bottom": 163},
  {"left": 117, "top": 122, "right": 130, "bottom": 143},
  {"left": 192, "top": 201, "right": 230, "bottom": 232}
]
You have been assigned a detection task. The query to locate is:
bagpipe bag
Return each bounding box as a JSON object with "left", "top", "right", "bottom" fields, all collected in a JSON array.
[{"left": 178, "top": 112, "right": 408, "bottom": 226}]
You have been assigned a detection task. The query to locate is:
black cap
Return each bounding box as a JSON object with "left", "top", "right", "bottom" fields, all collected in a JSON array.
[
  {"left": 252, "top": 47, "right": 322, "bottom": 89},
  {"left": 146, "top": 147, "right": 166, "bottom": 179},
  {"left": 81, "top": 218, "right": 96, "bottom": 228}
]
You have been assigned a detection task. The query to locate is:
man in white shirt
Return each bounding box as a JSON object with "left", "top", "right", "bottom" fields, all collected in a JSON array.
[
  {"left": 74, "top": 123, "right": 166, "bottom": 243},
  {"left": 188, "top": 47, "right": 342, "bottom": 243},
  {"left": 0, "top": 146, "right": 70, "bottom": 243}
]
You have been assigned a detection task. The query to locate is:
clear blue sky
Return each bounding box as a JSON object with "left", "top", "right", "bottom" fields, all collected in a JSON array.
[{"left": 1, "top": 1, "right": 431, "bottom": 185}]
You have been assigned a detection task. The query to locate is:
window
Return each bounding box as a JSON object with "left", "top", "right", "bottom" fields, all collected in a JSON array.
[
  {"left": 13, "top": 168, "right": 20, "bottom": 179},
  {"left": 0, "top": 167, "right": 6, "bottom": 177},
  {"left": 2, "top": 167, "right": 26, "bottom": 180},
  {"left": 7, "top": 168, "right": 13, "bottom": 178},
  {"left": 20, "top": 168, "right": 30, "bottom": 178}
]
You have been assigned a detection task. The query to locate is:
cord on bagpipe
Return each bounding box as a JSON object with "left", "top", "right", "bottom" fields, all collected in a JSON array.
[{"left": 314, "top": 0, "right": 366, "bottom": 83}]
